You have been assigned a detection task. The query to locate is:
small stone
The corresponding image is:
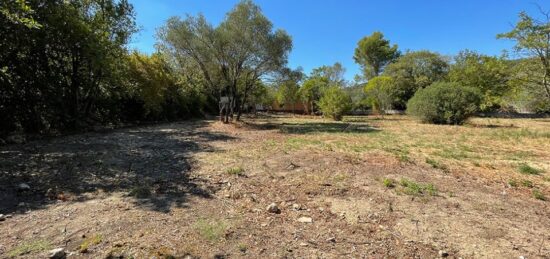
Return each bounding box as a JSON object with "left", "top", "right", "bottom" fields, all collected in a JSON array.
[
  {"left": 266, "top": 203, "right": 280, "bottom": 214},
  {"left": 260, "top": 223, "right": 268, "bottom": 227},
  {"left": 326, "top": 237, "right": 336, "bottom": 243},
  {"left": 297, "top": 217, "right": 313, "bottom": 223},
  {"left": 17, "top": 183, "right": 31, "bottom": 191},
  {"left": 292, "top": 203, "right": 301, "bottom": 210},
  {"left": 299, "top": 242, "right": 308, "bottom": 247},
  {"left": 438, "top": 250, "right": 449, "bottom": 257},
  {"left": 48, "top": 247, "right": 66, "bottom": 259},
  {"left": 0, "top": 214, "right": 5, "bottom": 221}
]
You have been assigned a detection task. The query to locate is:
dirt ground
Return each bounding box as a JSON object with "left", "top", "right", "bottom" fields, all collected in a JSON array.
[{"left": 0, "top": 114, "right": 549, "bottom": 258}]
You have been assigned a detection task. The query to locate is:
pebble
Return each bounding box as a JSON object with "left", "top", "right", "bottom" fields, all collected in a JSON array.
[
  {"left": 17, "top": 183, "right": 31, "bottom": 191},
  {"left": 48, "top": 247, "right": 66, "bottom": 259},
  {"left": 438, "top": 250, "right": 449, "bottom": 257},
  {"left": 297, "top": 217, "right": 313, "bottom": 223},
  {"left": 326, "top": 237, "right": 336, "bottom": 243},
  {"left": 0, "top": 214, "right": 5, "bottom": 221},
  {"left": 266, "top": 203, "right": 280, "bottom": 214},
  {"left": 292, "top": 203, "right": 301, "bottom": 210}
]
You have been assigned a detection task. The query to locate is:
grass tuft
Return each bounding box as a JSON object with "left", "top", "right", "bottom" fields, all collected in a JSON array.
[
  {"left": 226, "top": 166, "right": 244, "bottom": 176},
  {"left": 533, "top": 190, "right": 546, "bottom": 201},
  {"left": 7, "top": 239, "right": 52, "bottom": 257},
  {"left": 194, "top": 219, "right": 228, "bottom": 242},
  {"left": 518, "top": 163, "right": 543, "bottom": 175},
  {"left": 382, "top": 178, "right": 396, "bottom": 188},
  {"left": 129, "top": 186, "right": 151, "bottom": 199},
  {"left": 80, "top": 234, "right": 103, "bottom": 252},
  {"left": 399, "top": 178, "right": 438, "bottom": 196}
]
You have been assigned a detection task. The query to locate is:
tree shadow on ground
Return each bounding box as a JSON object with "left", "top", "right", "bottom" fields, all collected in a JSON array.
[
  {"left": 0, "top": 120, "right": 235, "bottom": 214},
  {"left": 242, "top": 119, "right": 380, "bottom": 134}
]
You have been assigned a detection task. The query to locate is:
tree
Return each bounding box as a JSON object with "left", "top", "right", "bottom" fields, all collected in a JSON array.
[
  {"left": 354, "top": 31, "right": 400, "bottom": 79},
  {"left": 449, "top": 50, "right": 511, "bottom": 111},
  {"left": 317, "top": 86, "right": 352, "bottom": 121},
  {"left": 157, "top": 0, "right": 292, "bottom": 123},
  {"left": 407, "top": 82, "right": 481, "bottom": 125},
  {"left": 298, "top": 77, "right": 328, "bottom": 114},
  {"left": 383, "top": 50, "right": 449, "bottom": 109},
  {"left": 310, "top": 62, "right": 347, "bottom": 87},
  {"left": 498, "top": 9, "right": 550, "bottom": 111},
  {"left": 364, "top": 76, "right": 394, "bottom": 114},
  {"left": 276, "top": 68, "right": 303, "bottom": 113}
]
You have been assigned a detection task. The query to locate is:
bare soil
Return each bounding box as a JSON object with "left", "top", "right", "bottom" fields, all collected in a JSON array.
[{"left": 0, "top": 115, "right": 549, "bottom": 258}]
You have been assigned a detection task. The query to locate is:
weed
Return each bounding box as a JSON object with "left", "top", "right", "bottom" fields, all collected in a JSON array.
[
  {"left": 226, "top": 166, "right": 244, "bottom": 176},
  {"left": 533, "top": 190, "right": 546, "bottom": 201},
  {"left": 382, "top": 178, "right": 396, "bottom": 188},
  {"left": 425, "top": 158, "right": 448, "bottom": 171},
  {"left": 521, "top": 180, "right": 534, "bottom": 188},
  {"left": 80, "top": 234, "right": 103, "bottom": 252},
  {"left": 194, "top": 219, "right": 228, "bottom": 242},
  {"left": 399, "top": 178, "right": 437, "bottom": 196},
  {"left": 508, "top": 179, "right": 518, "bottom": 188},
  {"left": 129, "top": 186, "right": 151, "bottom": 199},
  {"left": 7, "top": 239, "right": 51, "bottom": 257},
  {"left": 518, "top": 164, "right": 543, "bottom": 175}
]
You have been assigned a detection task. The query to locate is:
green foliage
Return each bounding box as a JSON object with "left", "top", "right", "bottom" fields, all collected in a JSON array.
[
  {"left": 399, "top": 178, "right": 437, "bottom": 196},
  {"left": 317, "top": 87, "right": 352, "bottom": 121},
  {"left": 226, "top": 166, "right": 245, "bottom": 176},
  {"left": 364, "top": 76, "right": 394, "bottom": 113},
  {"left": 518, "top": 163, "right": 543, "bottom": 175},
  {"left": 407, "top": 82, "right": 481, "bottom": 124},
  {"left": 383, "top": 51, "right": 449, "bottom": 109},
  {"left": 449, "top": 50, "right": 511, "bottom": 111},
  {"left": 498, "top": 11, "right": 550, "bottom": 112},
  {"left": 354, "top": 31, "right": 400, "bottom": 79},
  {"left": 382, "top": 178, "right": 396, "bottom": 188}
]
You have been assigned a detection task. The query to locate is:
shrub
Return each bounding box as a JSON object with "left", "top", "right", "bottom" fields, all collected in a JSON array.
[
  {"left": 407, "top": 82, "right": 481, "bottom": 125},
  {"left": 318, "top": 86, "right": 352, "bottom": 121}
]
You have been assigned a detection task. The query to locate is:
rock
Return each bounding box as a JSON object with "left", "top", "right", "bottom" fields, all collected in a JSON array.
[
  {"left": 326, "top": 237, "right": 336, "bottom": 243},
  {"left": 48, "top": 248, "right": 66, "bottom": 259},
  {"left": 0, "top": 214, "right": 5, "bottom": 221},
  {"left": 266, "top": 203, "right": 280, "bottom": 214},
  {"left": 17, "top": 183, "right": 31, "bottom": 191},
  {"left": 299, "top": 242, "right": 308, "bottom": 247},
  {"left": 438, "top": 250, "right": 449, "bottom": 257},
  {"left": 297, "top": 217, "right": 313, "bottom": 223},
  {"left": 6, "top": 134, "right": 25, "bottom": 144},
  {"left": 292, "top": 203, "right": 302, "bottom": 210}
]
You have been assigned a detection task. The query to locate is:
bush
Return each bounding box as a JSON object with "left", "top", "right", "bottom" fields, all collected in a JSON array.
[
  {"left": 407, "top": 82, "right": 481, "bottom": 124},
  {"left": 318, "top": 86, "right": 352, "bottom": 121}
]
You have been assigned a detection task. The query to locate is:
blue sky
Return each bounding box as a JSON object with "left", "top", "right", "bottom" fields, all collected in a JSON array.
[{"left": 129, "top": 0, "right": 550, "bottom": 80}]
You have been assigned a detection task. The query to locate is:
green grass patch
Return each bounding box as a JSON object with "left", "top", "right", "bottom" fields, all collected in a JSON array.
[
  {"left": 533, "top": 190, "right": 546, "bottom": 201},
  {"left": 226, "top": 166, "right": 244, "bottom": 176},
  {"left": 521, "top": 180, "right": 534, "bottom": 188},
  {"left": 518, "top": 164, "right": 543, "bottom": 175},
  {"left": 399, "top": 178, "right": 438, "bottom": 196},
  {"left": 382, "top": 178, "right": 396, "bottom": 188},
  {"left": 7, "top": 239, "right": 52, "bottom": 257},
  {"left": 80, "top": 234, "right": 103, "bottom": 252},
  {"left": 194, "top": 218, "right": 228, "bottom": 242},
  {"left": 425, "top": 158, "right": 448, "bottom": 171}
]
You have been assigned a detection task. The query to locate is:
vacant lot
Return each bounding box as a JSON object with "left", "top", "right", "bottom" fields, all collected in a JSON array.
[{"left": 0, "top": 114, "right": 549, "bottom": 258}]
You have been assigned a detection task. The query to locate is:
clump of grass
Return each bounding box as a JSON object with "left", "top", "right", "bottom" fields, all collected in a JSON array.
[
  {"left": 521, "top": 180, "right": 534, "bottom": 188},
  {"left": 508, "top": 179, "right": 518, "bottom": 188},
  {"left": 399, "top": 178, "right": 438, "bottom": 196},
  {"left": 194, "top": 219, "right": 228, "bottom": 242},
  {"left": 382, "top": 178, "right": 396, "bottom": 188},
  {"left": 533, "top": 190, "right": 546, "bottom": 201},
  {"left": 226, "top": 166, "right": 244, "bottom": 176},
  {"left": 7, "top": 239, "right": 52, "bottom": 257},
  {"left": 425, "top": 158, "right": 448, "bottom": 172},
  {"left": 518, "top": 163, "right": 543, "bottom": 175},
  {"left": 129, "top": 186, "right": 151, "bottom": 199},
  {"left": 80, "top": 234, "right": 103, "bottom": 252}
]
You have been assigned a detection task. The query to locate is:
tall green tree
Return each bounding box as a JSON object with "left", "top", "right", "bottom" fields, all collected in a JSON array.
[
  {"left": 449, "top": 50, "right": 511, "bottom": 111},
  {"left": 354, "top": 32, "right": 400, "bottom": 80},
  {"left": 383, "top": 50, "right": 449, "bottom": 109},
  {"left": 364, "top": 76, "right": 394, "bottom": 114},
  {"left": 498, "top": 10, "right": 550, "bottom": 111},
  {"left": 158, "top": 0, "right": 292, "bottom": 123}
]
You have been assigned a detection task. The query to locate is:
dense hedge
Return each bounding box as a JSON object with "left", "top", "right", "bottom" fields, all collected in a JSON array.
[
  {"left": 407, "top": 82, "right": 481, "bottom": 124},
  {"left": 318, "top": 86, "right": 352, "bottom": 121}
]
